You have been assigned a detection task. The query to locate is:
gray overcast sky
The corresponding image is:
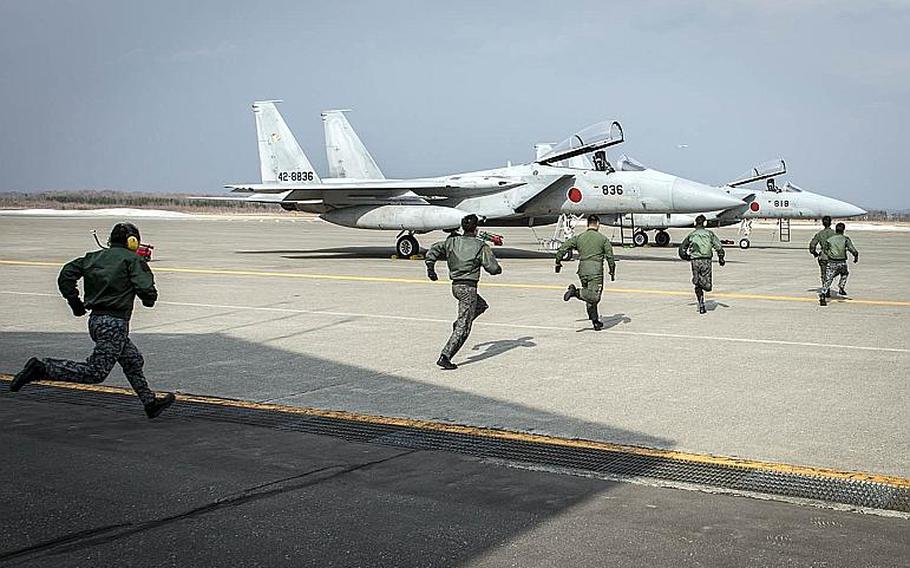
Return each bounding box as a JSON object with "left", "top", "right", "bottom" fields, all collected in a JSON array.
[{"left": 1, "top": 1, "right": 908, "bottom": 209}]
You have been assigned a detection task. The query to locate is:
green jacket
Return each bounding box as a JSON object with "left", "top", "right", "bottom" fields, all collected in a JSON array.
[
  {"left": 556, "top": 228, "right": 615, "bottom": 277},
  {"left": 809, "top": 227, "right": 836, "bottom": 260},
  {"left": 426, "top": 233, "right": 502, "bottom": 284},
  {"left": 678, "top": 227, "right": 725, "bottom": 260},
  {"left": 823, "top": 233, "right": 858, "bottom": 261},
  {"left": 58, "top": 244, "right": 158, "bottom": 320}
]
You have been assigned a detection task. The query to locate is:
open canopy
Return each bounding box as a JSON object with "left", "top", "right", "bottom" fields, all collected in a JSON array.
[
  {"left": 727, "top": 159, "right": 787, "bottom": 188},
  {"left": 537, "top": 121, "right": 624, "bottom": 165}
]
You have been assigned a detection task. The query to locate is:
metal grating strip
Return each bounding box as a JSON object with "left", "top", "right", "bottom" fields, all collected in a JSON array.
[{"left": 6, "top": 383, "right": 909, "bottom": 513}]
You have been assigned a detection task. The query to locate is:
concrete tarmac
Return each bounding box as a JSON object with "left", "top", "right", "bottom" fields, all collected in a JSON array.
[
  {"left": 1, "top": 385, "right": 907, "bottom": 568},
  {"left": 1, "top": 214, "right": 908, "bottom": 478}
]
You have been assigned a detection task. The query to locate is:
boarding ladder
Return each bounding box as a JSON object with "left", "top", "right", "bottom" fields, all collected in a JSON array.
[
  {"left": 779, "top": 218, "right": 791, "bottom": 242},
  {"left": 619, "top": 214, "right": 637, "bottom": 245}
]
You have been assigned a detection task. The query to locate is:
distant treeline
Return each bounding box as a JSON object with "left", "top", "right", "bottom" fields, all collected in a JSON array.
[
  {"left": 861, "top": 209, "right": 910, "bottom": 222},
  {"left": 0, "top": 190, "right": 906, "bottom": 221},
  {"left": 0, "top": 191, "right": 280, "bottom": 214}
]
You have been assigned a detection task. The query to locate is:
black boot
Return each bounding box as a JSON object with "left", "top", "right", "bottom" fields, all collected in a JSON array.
[
  {"left": 10, "top": 357, "right": 45, "bottom": 392},
  {"left": 563, "top": 284, "right": 578, "bottom": 302},
  {"left": 592, "top": 319, "right": 604, "bottom": 331},
  {"left": 819, "top": 294, "right": 827, "bottom": 306},
  {"left": 144, "top": 393, "right": 175, "bottom": 419},
  {"left": 436, "top": 355, "right": 457, "bottom": 370},
  {"left": 695, "top": 288, "right": 706, "bottom": 314},
  {"left": 838, "top": 287, "right": 847, "bottom": 296}
]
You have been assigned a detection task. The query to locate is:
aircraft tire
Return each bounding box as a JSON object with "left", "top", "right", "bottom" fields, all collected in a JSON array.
[
  {"left": 655, "top": 231, "right": 671, "bottom": 247},
  {"left": 397, "top": 235, "right": 420, "bottom": 258},
  {"left": 738, "top": 238, "right": 751, "bottom": 250},
  {"left": 633, "top": 231, "right": 649, "bottom": 247}
]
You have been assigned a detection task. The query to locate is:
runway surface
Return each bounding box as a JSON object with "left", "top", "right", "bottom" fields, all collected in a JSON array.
[
  {"left": 1, "top": 214, "right": 908, "bottom": 480},
  {"left": 2, "top": 382, "right": 907, "bottom": 567}
]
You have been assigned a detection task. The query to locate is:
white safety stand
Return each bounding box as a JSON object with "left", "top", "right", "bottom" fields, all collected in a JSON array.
[
  {"left": 534, "top": 214, "right": 579, "bottom": 259},
  {"left": 738, "top": 219, "right": 753, "bottom": 249}
]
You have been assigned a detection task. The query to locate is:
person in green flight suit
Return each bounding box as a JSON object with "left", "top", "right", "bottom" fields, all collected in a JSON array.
[
  {"left": 678, "top": 215, "right": 726, "bottom": 314},
  {"left": 809, "top": 215, "right": 836, "bottom": 296},
  {"left": 10, "top": 222, "right": 176, "bottom": 419},
  {"left": 555, "top": 215, "right": 616, "bottom": 331},
  {"left": 425, "top": 214, "right": 502, "bottom": 370},
  {"left": 818, "top": 222, "right": 859, "bottom": 306}
]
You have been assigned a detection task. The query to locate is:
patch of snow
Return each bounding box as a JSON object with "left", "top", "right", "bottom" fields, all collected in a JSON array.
[{"left": 0, "top": 208, "right": 193, "bottom": 218}]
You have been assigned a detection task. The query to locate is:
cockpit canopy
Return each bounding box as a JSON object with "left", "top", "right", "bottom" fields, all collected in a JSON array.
[
  {"left": 616, "top": 155, "right": 647, "bottom": 172},
  {"left": 728, "top": 159, "right": 787, "bottom": 190},
  {"left": 537, "top": 121, "right": 624, "bottom": 166}
]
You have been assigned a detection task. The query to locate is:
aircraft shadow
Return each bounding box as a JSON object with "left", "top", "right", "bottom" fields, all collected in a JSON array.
[{"left": 237, "top": 247, "right": 555, "bottom": 260}]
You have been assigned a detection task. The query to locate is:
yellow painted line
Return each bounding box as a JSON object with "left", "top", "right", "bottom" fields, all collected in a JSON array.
[
  {"left": 2, "top": 375, "right": 909, "bottom": 490},
  {"left": 4, "top": 291, "right": 908, "bottom": 353},
  {"left": 3, "top": 259, "right": 910, "bottom": 307}
]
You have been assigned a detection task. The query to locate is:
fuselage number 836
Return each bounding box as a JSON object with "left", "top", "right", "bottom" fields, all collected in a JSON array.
[
  {"left": 602, "top": 184, "right": 624, "bottom": 196},
  {"left": 278, "top": 171, "right": 315, "bottom": 182}
]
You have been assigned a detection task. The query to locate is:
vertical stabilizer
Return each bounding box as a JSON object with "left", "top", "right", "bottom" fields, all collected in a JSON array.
[
  {"left": 322, "top": 110, "right": 384, "bottom": 179},
  {"left": 252, "top": 101, "right": 320, "bottom": 184}
]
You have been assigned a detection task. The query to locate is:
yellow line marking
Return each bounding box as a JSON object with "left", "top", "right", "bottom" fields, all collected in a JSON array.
[
  {"left": 3, "top": 259, "right": 910, "bottom": 307},
  {"left": 4, "top": 290, "right": 909, "bottom": 353},
  {"left": 2, "top": 375, "right": 908, "bottom": 490}
]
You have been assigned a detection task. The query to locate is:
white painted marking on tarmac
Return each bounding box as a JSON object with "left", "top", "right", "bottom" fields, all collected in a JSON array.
[{"left": 3, "top": 290, "right": 909, "bottom": 355}]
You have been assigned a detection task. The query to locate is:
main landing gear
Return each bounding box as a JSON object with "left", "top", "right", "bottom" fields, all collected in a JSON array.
[
  {"left": 396, "top": 232, "right": 420, "bottom": 257},
  {"left": 631, "top": 229, "right": 671, "bottom": 247}
]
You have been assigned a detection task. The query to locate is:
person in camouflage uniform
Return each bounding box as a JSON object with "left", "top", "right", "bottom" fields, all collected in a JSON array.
[
  {"left": 819, "top": 222, "right": 859, "bottom": 306},
  {"left": 809, "top": 215, "right": 836, "bottom": 295},
  {"left": 678, "top": 215, "right": 726, "bottom": 314},
  {"left": 426, "top": 214, "right": 502, "bottom": 370},
  {"left": 555, "top": 215, "right": 616, "bottom": 331},
  {"left": 10, "top": 222, "right": 175, "bottom": 419}
]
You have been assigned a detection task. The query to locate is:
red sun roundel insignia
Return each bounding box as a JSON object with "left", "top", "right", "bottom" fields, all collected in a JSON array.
[
  {"left": 568, "top": 188, "right": 583, "bottom": 203},
  {"left": 750, "top": 201, "right": 760, "bottom": 212}
]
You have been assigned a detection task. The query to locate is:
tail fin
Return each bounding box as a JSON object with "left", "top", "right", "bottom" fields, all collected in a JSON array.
[
  {"left": 252, "top": 101, "right": 320, "bottom": 184},
  {"left": 321, "top": 110, "right": 384, "bottom": 179}
]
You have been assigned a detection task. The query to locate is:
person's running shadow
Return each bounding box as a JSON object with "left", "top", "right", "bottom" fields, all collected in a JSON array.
[
  {"left": 576, "top": 313, "right": 632, "bottom": 332},
  {"left": 459, "top": 336, "right": 536, "bottom": 365},
  {"left": 687, "top": 300, "right": 731, "bottom": 312}
]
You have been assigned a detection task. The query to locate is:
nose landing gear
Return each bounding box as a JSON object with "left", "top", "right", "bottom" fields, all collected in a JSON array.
[
  {"left": 632, "top": 230, "right": 649, "bottom": 247},
  {"left": 396, "top": 233, "right": 420, "bottom": 258}
]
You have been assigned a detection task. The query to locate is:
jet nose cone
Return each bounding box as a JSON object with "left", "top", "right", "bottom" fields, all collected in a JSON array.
[
  {"left": 671, "top": 178, "right": 743, "bottom": 213},
  {"left": 821, "top": 195, "right": 866, "bottom": 218},
  {"left": 845, "top": 204, "right": 867, "bottom": 217}
]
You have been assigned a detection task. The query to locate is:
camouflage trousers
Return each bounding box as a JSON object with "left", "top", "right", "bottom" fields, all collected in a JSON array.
[
  {"left": 820, "top": 260, "right": 849, "bottom": 296},
  {"left": 577, "top": 273, "right": 604, "bottom": 322},
  {"left": 817, "top": 257, "right": 829, "bottom": 286},
  {"left": 690, "top": 258, "right": 714, "bottom": 292},
  {"left": 43, "top": 313, "right": 155, "bottom": 405},
  {"left": 442, "top": 283, "right": 488, "bottom": 359}
]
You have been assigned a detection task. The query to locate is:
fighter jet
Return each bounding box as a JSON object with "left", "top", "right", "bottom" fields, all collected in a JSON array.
[
  {"left": 605, "top": 159, "right": 867, "bottom": 248},
  {"left": 216, "top": 102, "right": 742, "bottom": 257}
]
